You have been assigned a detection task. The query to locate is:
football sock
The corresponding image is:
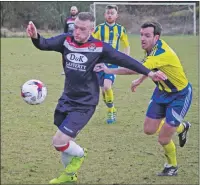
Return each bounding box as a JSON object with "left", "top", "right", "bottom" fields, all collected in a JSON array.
[
  {"left": 64, "top": 140, "right": 84, "bottom": 157},
  {"left": 176, "top": 123, "right": 185, "bottom": 134},
  {"left": 102, "top": 92, "right": 106, "bottom": 104},
  {"left": 163, "top": 140, "right": 177, "bottom": 167},
  {"left": 155, "top": 119, "right": 165, "bottom": 134},
  {"left": 61, "top": 152, "right": 73, "bottom": 168},
  {"left": 105, "top": 88, "right": 114, "bottom": 112},
  {"left": 55, "top": 140, "right": 84, "bottom": 157}
]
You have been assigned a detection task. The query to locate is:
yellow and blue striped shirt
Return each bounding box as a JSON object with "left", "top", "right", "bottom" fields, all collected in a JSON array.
[
  {"left": 143, "top": 39, "right": 188, "bottom": 93},
  {"left": 93, "top": 22, "right": 130, "bottom": 51}
]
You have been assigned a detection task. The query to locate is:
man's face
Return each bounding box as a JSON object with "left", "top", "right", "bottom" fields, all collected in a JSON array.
[
  {"left": 70, "top": 7, "right": 78, "bottom": 16},
  {"left": 104, "top": 8, "right": 118, "bottom": 24},
  {"left": 73, "top": 18, "right": 94, "bottom": 43},
  {"left": 140, "top": 27, "right": 159, "bottom": 51}
]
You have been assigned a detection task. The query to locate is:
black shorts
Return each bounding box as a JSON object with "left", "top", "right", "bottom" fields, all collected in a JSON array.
[{"left": 54, "top": 101, "right": 96, "bottom": 138}]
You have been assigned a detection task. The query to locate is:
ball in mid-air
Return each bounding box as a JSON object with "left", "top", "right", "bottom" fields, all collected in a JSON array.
[{"left": 21, "top": 79, "right": 47, "bottom": 105}]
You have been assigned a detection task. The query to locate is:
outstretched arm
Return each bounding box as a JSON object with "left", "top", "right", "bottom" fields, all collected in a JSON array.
[
  {"left": 101, "top": 43, "right": 150, "bottom": 76},
  {"left": 26, "top": 21, "right": 67, "bottom": 53},
  {"left": 94, "top": 63, "right": 138, "bottom": 75},
  {"left": 99, "top": 43, "right": 167, "bottom": 81}
]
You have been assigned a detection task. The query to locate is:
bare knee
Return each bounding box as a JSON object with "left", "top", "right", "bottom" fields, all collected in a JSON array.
[
  {"left": 52, "top": 130, "right": 71, "bottom": 147},
  {"left": 158, "top": 123, "right": 176, "bottom": 145},
  {"left": 143, "top": 117, "right": 162, "bottom": 135},
  {"left": 144, "top": 126, "right": 156, "bottom": 135},
  {"left": 144, "top": 122, "right": 157, "bottom": 135},
  {"left": 103, "top": 85, "right": 111, "bottom": 91},
  {"left": 103, "top": 79, "right": 112, "bottom": 92}
]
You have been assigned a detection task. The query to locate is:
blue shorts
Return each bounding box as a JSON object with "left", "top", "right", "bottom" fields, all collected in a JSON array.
[
  {"left": 97, "top": 63, "right": 118, "bottom": 87},
  {"left": 54, "top": 100, "right": 96, "bottom": 138},
  {"left": 146, "top": 83, "right": 192, "bottom": 127}
]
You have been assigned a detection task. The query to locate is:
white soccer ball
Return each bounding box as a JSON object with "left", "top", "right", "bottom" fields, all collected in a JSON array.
[{"left": 21, "top": 79, "right": 47, "bottom": 105}]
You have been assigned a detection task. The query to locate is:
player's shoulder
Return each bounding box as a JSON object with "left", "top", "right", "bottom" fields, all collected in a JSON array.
[
  {"left": 115, "top": 23, "right": 127, "bottom": 33},
  {"left": 153, "top": 39, "right": 178, "bottom": 63},
  {"left": 94, "top": 23, "right": 105, "bottom": 32},
  {"left": 96, "top": 23, "right": 106, "bottom": 28},
  {"left": 90, "top": 36, "right": 104, "bottom": 45},
  {"left": 90, "top": 37, "right": 112, "bottom": 49},
  {"left": 153, "top": 39, "right": 169, "bottom": 56},
  {"left": 115, "top": 23, "right": 126, "bottom": 29},
  {"left": 160, "top": 39, "right": 177, "bottom": 56},
  {"left": 66, "top": 16, "right": 71, "bottom": 20}
]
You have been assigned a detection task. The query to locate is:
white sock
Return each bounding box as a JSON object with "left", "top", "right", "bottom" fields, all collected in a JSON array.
[
  {"left": 61, "top": 152, "right": 73, "bottom": 168},
  {"left": 64, "top": 140, "right": 84, "bottom": 157}
]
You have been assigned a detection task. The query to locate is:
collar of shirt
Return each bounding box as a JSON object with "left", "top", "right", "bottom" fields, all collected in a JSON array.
[
  {"left": 145, "top": 39, "right": 160, "bottom": 56},
  {"left": 105, "top": 22, "right": 116, "bottom": 28}
]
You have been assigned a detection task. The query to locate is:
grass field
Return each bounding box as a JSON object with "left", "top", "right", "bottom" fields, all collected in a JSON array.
[{"left": 1, "top": 35, "right": 199, "bottom": 184}]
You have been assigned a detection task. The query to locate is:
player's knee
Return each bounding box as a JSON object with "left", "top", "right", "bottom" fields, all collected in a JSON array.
[
  {"left": 52, "top": 136, "right": 69, "bottom": 152},
  {"left": 144, "top": 124, "right": 156, "bottom": 135},
  {"left": 52, "top": 134, "right": 70, "bottom": 151},
  {"left": 52, "top": 135, "right": 62, "bottom": 146},
  {"left": 104, "top": 85, "right": 112, "bottom": 91}
]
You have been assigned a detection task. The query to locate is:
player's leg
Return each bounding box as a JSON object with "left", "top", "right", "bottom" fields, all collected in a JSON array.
[
  {"left": 157, "top": 122, "right": 178, "bottom": 176},
  {"left": 157, "top": 84, "right": 192, "bottom": 176},
  {"left": 156, "top": 119, "right": 191, "bottom": 145},
  {"left": 173, "top": 84, "right": 193, "bottom": 147},
  {"left": 144, "top": 98, "right": 166, "bottom": 135},
  {"left": 103, "top": 76, "right": 116, "bottom": 124},
  {"left": 145, "top": 101, "right": 178, "bottom": 176},
  {"left": 96, "top": 71, "right": 107, "bottom": 104},
  {"left": 101, "top": 87, "right": 106, "bottom": 104},
  {"left": 49, "top": 107, "right": 95, "bottom": 184}
]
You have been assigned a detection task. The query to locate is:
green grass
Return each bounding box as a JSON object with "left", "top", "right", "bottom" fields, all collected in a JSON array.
[{"left": 1, "top": 35, "right": 199, "bottom": 184}]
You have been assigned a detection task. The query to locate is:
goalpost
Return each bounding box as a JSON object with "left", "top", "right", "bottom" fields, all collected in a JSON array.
[{"left": 90, "top": 2, "right": 197, "bottom": 36}]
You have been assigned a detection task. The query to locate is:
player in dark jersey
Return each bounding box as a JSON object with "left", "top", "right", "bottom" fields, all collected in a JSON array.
[
  {"left": 64, "top": 6, "right": 78, "bottom": 34},
  {"left": 61, "top": 6, "right": 79, "bottom": 75},
  {"left": 26, "top": 12, "right": 167, "bottom": 184}
]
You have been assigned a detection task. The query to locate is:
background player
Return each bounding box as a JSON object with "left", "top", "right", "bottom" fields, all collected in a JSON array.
[
  {"left": 93, "top": 5, "right": 130, "bottom": 124},
  {"left": 61, "top": 6, "right": 79, "bottom": 75},
  {"left": 94, "top": 21, "right": 192, "bottom": 176},
  {"left": 63, "top": 6, "right": 78, "bottom": 34},
  {"left": 26, "top": 13, "right": 167, "bottom": 184}
]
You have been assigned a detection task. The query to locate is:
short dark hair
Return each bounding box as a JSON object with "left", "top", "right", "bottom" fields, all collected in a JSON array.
[
  {"left": 77, "top": 12, "right": 95, "bottom": 22},
  {"left": 105, "top": 5, "right": 118, "bottom": 12},
  {"left": 141, "top": 21, "right": 162, "bottom": 36}
]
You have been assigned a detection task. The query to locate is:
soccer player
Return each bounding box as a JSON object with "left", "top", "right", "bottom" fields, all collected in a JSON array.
[
  {"left": 26, "top": 13, "right": 167, "bottom": 184},
  {"left": 93, "top": 5, "right": 130, "bottom": 124},
  {"left": 94, "top": 21, "right": 192, "bottom": 176},
  {"left": 63, "top": 6, "right": 78, "bottom": 34},
  {"left": 61, "top": 6, "right": 79, "bottom": 75}
]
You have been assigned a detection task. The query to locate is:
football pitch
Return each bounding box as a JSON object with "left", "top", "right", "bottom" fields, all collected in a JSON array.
[{"left": 1, "top": 35, "right": 199, "bottom": 184}]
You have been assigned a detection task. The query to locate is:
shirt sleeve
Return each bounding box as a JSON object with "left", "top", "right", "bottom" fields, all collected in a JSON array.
[
  {"left": 101, "top": 42, "right": 150, "bottom": 76},
  {"left": 92, "top": 26, "right": 100, "bottom": 40},
  {"left": 120, "top": 27, "right": 130, "bottom": 48},
  {"left": 31, "top": 33, "right": 68, "bottom": 53},
  {"left": 143, "top": 55, "right": 169, "bottom": 70}
]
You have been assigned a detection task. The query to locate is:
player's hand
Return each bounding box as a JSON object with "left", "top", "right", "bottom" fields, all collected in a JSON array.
[
  {"left": 26, "top": 21, "right": 38, "bottom": 39},
  {"left": 93, "top": 63, "right": 111, "bottom": 74},
  {"left": 131, "top": 79, "right": 142, "bottom": 92},
  {"left": 148, "top": 71, "right": 167, "bottom": 81}
]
